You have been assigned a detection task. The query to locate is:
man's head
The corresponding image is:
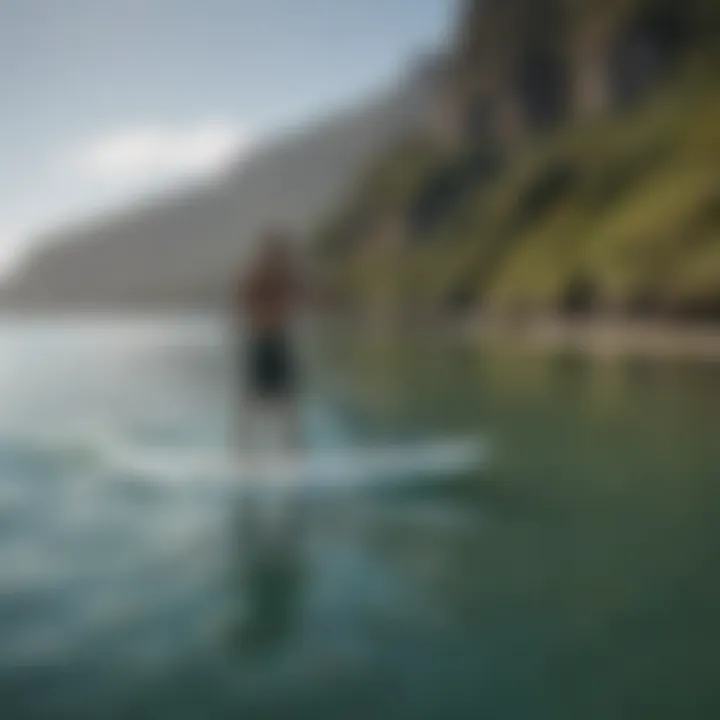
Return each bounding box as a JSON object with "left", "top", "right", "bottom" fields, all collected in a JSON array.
[{"left": 256, "top": 229, "right": 296, "bottom": 270}]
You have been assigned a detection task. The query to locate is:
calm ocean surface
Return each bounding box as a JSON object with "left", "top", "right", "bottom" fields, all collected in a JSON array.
[{"left": 1, "top": 318, "right": 719, "bottom": 719}]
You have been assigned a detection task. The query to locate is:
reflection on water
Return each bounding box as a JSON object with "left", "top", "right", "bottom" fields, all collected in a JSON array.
[
  {"left": 227, "top": 490, "right": 307, "bottom": 657},
  {"left": 1, "top": 320, "right": 720, "bottom": 718},
  {"left": 232, "top": 535, "right": 304, "bottom": 655}
]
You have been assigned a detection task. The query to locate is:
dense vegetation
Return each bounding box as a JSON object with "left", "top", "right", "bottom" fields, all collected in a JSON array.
[{"left": 315, "top": 0, "right": 720, "bottom": 324}]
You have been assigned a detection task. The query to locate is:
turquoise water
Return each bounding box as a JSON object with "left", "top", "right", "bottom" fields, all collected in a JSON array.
[{"left": 1, "top": 320, "right": 719, "bottom": 719}]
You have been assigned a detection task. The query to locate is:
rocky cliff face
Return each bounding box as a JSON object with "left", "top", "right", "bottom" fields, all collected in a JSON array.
[
  {"left": 451, "top": 0, "right": 703, "bottom": 146},
  {"left": 316, "top": 0, "right": 720, "bottom": 322}
]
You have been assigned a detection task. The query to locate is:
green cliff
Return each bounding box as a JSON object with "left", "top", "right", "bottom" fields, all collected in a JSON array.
[{"left": 315, "top": 0, "right": 720, "bottom": 323}]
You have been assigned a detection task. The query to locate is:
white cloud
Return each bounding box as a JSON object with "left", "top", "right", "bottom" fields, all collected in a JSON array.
[
  {"left": 72, "top": 121, "right": 255, "bottom": 181},
  {"left": 0, "top": 121, "right": 256, "bottom": 279}
]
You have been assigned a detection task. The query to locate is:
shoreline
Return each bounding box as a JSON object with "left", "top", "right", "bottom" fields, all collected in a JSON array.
[
  {"left": 0, "top": 310, "right": 719, "bottom": 360},
  {"left": 458, "top": 317, "right": 720, "bottom": 360}
]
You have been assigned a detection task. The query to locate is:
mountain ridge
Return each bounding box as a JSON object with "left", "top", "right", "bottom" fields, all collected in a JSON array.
[{"left": 0, "top": 60, "right": 445, "bottom": 310}]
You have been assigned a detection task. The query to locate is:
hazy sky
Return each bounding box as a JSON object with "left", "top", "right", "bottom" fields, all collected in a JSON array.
[{"left": 0, "top": 0, "right": 457, "bottom": 271}]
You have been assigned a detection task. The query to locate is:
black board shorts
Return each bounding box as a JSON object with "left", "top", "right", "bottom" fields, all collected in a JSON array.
[{"left": 246, "top": 331, "right": 295, "bottom": 399}]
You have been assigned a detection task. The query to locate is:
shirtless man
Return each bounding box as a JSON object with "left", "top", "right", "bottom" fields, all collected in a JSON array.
[
  {"left": 238, "top": 233, "right": 304, "bottom": 402},
  {"left": 233, "top": 230, "right": 312, "bottom": 491}
]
